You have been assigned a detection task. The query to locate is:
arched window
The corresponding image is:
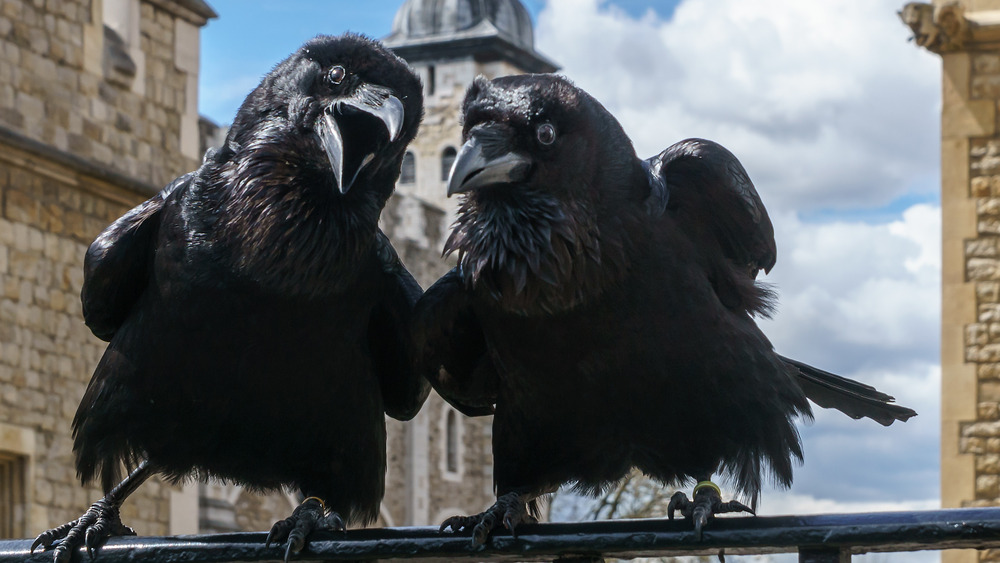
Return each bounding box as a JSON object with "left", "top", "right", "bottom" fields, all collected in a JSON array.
[
  {"left": 400, "top": 151, "right": 416, "bottom": 184},
  {"left": 441, "top": 147, "right": 457, "bottom": 182},
  {"left": 445, "top": 409, "right": 459, "bottom": 474}
]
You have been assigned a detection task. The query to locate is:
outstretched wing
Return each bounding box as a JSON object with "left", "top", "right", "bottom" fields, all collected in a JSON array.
[
  {"left": 412, "top": 268, "right": 497, "bottom": 417},
  {"left": 81, "top": 172, "right": 193, "bottom": 341},
  {"left": 645, "top": 138, "right": 776, "bottom": 279},
  {"left": 369, "top": 230, "right": 431, "bottom": 421}
]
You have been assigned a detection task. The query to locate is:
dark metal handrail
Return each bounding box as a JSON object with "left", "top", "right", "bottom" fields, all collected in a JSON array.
[{"left": 3, "top": 507, "right": 998, "bottom": 562}]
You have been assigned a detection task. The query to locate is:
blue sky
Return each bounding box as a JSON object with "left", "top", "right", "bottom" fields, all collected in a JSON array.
[{"left": 198, "top": 3, "right": 943, "bottom": 559}]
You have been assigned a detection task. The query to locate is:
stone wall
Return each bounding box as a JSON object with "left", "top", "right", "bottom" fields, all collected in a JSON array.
[
  {"left": 0, "top": 140, "right": 169, "bottom": 537},
  {"left": 0, "top": 0, "right": 209, "bottom": 539},
  {"left": 380, "top": 184, "right": 497, "bottom": 527},
  {"left": 424, "top": 396, "right": 494, "bottom": 523},
  {"left": 904, "top": 2, "right": 1000, "bottom": 562},
  {"left": 381, "top": 50, "right": 511, "bottom": 526},
  {"left": 0, "top": 0, "right": 202, "bottom": 193},
  {"left": 961, "top": 128, "right": 1000, "bottom": 511}
]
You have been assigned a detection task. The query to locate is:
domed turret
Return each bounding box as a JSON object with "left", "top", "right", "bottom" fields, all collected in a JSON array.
[
  {"left": 384, "top": 0, "right": 557, "bottom": 73},
  {"left": 389, "top": 0, "right": 535, "bottom": 51}
]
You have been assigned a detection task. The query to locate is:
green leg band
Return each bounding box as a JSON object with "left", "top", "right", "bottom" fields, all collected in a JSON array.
[{"left": 693, "top": 480, "right": 721, "bottom": 496}]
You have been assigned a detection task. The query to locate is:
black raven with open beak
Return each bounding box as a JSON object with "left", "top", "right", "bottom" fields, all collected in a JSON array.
[
  {"left": 32, "top": 34, "right": 426, "bottom": 563},
  {"left": 414, "top": 74, "right": 916, "bottom": 545}
]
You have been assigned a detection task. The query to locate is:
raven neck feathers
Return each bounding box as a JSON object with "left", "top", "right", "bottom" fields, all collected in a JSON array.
[
  {"left": 199, "top": 124, "right": 387, "bottom": 298},
  {"left": 446, "top": 188, "right": 634, "bottom": 315}
]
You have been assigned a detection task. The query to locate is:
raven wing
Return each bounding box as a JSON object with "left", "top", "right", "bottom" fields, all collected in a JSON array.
[
  {"left": 369, "top": 230, "right": 431, "bottom": 421},
  {"left": 645, "top": 138, "right": 776, "bottom": 279},
  {"left": 412, "top": 268, "right": 497, "bottom": 417},
  {"left": 645, "top": 139, "right": 915, "bottom": 425},
  {"left": 81, "top": 172, "right": 193, "bottom": 341}
]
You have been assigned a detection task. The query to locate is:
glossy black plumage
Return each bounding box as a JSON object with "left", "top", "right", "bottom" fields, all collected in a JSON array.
[
  {"left": 35, "top": 34, "right": 426, "bottom": 562},
  {"left": 414, "top": 74, "right": 915, "bottom": 541}
]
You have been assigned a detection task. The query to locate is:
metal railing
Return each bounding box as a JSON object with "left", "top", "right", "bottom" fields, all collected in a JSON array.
[{"left": 2, "top": 507, "right": 999, "bottom": 562}]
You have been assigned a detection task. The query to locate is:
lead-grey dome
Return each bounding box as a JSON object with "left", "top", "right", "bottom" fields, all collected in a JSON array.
[{"left": 388, "top": 0, "right": 535, "bottom": 51}]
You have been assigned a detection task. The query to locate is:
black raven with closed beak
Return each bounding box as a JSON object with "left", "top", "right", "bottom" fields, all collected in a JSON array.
[
  {"left": 414, "top": 74, "right": 916, "bottom": 544},
  {"left": 32, "top": 34, "right": 426, "bottom": 563}
]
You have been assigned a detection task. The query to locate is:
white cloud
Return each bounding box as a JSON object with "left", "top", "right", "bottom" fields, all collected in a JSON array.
[
  {"left": 536, "top": 0, "right": 940, "bottom": 213},
  {"left": 756, "top": 491, "right": 939, "bottom": 516},
  {"left": 757, "top": 208, "right": 941, "bottom": 505},
  {"left": 761, "top": 204, "right": 941, "bottom": 370}
]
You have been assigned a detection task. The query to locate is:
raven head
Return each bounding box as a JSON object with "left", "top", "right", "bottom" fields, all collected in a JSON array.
[
  {"left": 444, "top": 74, "right": 645, "bottom": 314},
  {"left": 228, "top": 34, "right": 423, "bottom": 196}
]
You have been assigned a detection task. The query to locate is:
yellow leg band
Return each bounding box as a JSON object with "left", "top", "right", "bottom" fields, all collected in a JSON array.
[
  {"left": 303, "top": 496, "right": 326, "bottom": 512},
  {"left": 693, "top": 480, "right": 721, "bottom": 496}
]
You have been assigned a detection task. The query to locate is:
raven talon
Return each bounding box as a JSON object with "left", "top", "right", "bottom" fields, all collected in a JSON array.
[
  {"left": 32, "top": 498, "right": 133, "bottom": 563},
  {"left": 440, "top": 513, "right": 486, "bottom": 534},
  {"left": 265, "top": 518, "right": 292, "bottom": 548},
  {"left": 266, "top": 497, "right": 339, "bottom": 563},
  {"left": 323, "top": 511, "right": 346, "bottom": 532},
  {"left": 667, "top": 482, "right": 754, "bottom": 539},
  {"left": 31, "top": 521, "right": 73, "bottom": 553},
  {"left": 667, "top": 490, "right": 692, "bottom": 520},
  {"left": 439, "top": 492, "right": 532, "bottom": 547}
]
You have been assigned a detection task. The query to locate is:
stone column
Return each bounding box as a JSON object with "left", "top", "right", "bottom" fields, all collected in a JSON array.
[{"left": 902, "top": 2, "right": 1000, "bottom": 562}]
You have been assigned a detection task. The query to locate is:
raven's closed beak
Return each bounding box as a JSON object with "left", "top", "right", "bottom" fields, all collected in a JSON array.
[
  {"left": 447, "top": 126, "right": 532, "bottom": 196},
  {"left": 316, "top": 83, "right": 405, "bottom": 194}
]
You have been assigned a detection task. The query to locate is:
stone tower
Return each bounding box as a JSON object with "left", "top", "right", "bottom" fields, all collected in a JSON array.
[
  {"left": 376, "top": 0, "right": 559, "bottom": 526},
  {"left": 903, "top": 1, "right": 1000, "bottom": 562}
]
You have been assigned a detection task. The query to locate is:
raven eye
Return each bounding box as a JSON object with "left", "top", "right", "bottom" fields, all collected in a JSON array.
[
  {"left": 536, "top": 123, "right": 556, "bottom": 146},
  {"left": 327, "top": 66, "right": 346, "bottom": 85}
]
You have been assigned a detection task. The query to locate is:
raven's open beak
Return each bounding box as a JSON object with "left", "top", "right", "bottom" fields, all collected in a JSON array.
[
  {"left": 447, "top": 126, "right": 532, "bottom": 196},
  {"left": 316, "top": 83, "right": 405, "bottom": 194}
]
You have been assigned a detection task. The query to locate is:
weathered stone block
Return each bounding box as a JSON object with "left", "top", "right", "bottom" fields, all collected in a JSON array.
[
  {"left": 970, "top": 239, "right": 998, "bottom": 258},
  {"left": 77, "top": 72, "right": 98, "bottom": 98},
  {"left": 975, "top": 176, "right": 992, "bottom": 196},
  {"left": 978, "top": 474, "right": 999, "bottom": 498},
  {"left": 982, "top": 380, "right": 1000, "bottom": 401},
  {"left": 966, "top": 420, "right": 1000, "bottom": 437},
  {"left": 5, "top": 189, "right": 42, "bottom": 226},
  {"left": 66, "top": 132, "right": 91, "bottom": 156},
  {"left": 981, "top": 304, "right": 1000, "bottom": 323},
  {"left": 980, "top": 282, "right": 1000, "bottom": 305},
  {"left": 971, "top": 258, "right": 1000, "bottom": 280},
  {"left": 970, "top": 323, "right": 990, "bottom": 346},
  {"left": 0, "top": 107, "right": 24, "bottom": 129},
  {"left": 972, "top": 153, "right": 1000, "bottom": 174},
  {"left": 81, "top": 117, "right": 102, "bottom": 142},
  {"left": 981, "top": 199, "right": 1000, "bottom": 217},
  {"left": 16, "top": 91, "right": 44, "bottom": 123},
  {"left": 976, "top": 54, "right": 1000, "bottom": 74},
  {"left": 28, "top": 26, "right": 48, "bottom": 56}
]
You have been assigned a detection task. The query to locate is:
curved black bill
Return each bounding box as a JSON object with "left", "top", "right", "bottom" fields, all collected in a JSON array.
[
  {"left": 316, "top": 84, "right": 405, "bottom": 194},
  {"left": 447, "top": 131, "right": 532, "bottom": 196}
]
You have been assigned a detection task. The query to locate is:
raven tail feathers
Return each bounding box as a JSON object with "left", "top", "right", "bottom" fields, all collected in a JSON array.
[{"left": 780, "top": 356, "right": 917, "bottom": 426}]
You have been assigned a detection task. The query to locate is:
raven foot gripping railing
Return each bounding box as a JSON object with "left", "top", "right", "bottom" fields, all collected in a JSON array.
[{"left": 2, "top": 507, "right": 999, "bottom": 562}]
